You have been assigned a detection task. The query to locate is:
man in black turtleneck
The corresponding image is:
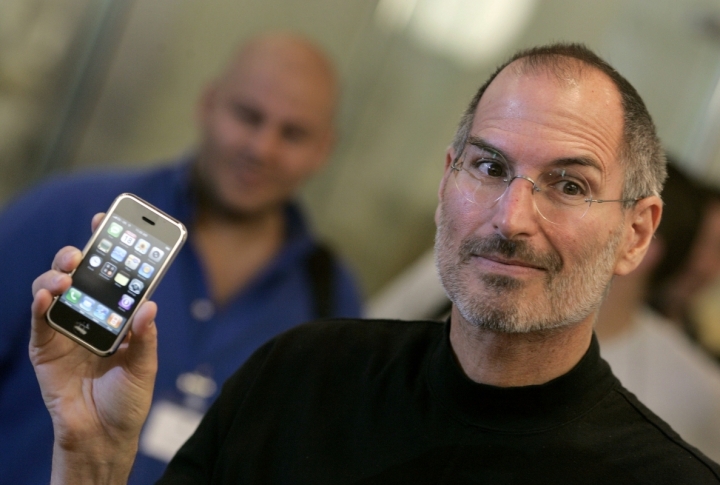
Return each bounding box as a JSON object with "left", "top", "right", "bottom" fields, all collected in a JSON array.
[{"left": 29, "top": 43, "right": 720, "bottom": 483}]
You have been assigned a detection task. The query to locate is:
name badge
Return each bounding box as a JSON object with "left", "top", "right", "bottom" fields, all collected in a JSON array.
[{"left": 139, "top": 400, "right": 204, "bottom": 462}]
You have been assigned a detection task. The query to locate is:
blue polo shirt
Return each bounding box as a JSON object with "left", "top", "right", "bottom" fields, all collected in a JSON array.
[{"left": 0, "top": 159, "right": 363, "bottom": 484}]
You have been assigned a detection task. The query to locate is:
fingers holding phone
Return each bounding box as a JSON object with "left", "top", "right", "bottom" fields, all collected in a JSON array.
[
  {"left": 31, "top": 211, "right": 106, "bottom": 309},
  {"left": 30, "top": 246, "right": 82, "bottom": 352},
  {"left": 29, "top": 213, "right": 108, "bottom": 343},
  {"left": 28, "top": 195, "right": 186, "bottom": 483}
]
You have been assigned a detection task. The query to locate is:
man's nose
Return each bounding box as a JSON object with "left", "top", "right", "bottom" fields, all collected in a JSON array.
[
  {"left": 248, "top": 125, "right": 281, "bottom": 160},
  {"left": 490, "top": 176, "right": 541, "bottom": 238}
]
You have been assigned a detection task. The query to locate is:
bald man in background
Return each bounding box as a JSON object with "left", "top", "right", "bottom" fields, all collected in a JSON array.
[{"left": 0, "top": 32, "right": 363, "bottom": 484}]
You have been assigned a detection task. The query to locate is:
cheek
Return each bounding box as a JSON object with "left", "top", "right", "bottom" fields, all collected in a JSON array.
[
  {"left": 438, "top": 194, "right": 492, "bottom": 247},
  {"left": 209, "top": 114, "right": 252, "bottom": 148},
  {"left": 442, "top": 181, "right": 491, "bottom": 221},
  {"left": 542, "top": 225, "right": 598, "bottom": 271},
  {"left": 697, "top": 232, "right": 720, "bottom": 274},
  {"left": 277, "top": 142, "right": 327, "bottom": 178},
  {"left": 577, "top": 218, "right": 617, "bottom": 249}
]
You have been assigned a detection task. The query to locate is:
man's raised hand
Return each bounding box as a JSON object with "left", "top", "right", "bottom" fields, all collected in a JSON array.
[{"left": 29, "top": 213, "right": 158, "bottom": 484}]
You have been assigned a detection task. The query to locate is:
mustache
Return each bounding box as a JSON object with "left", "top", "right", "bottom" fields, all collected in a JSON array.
[
  {"left": 459, "top": 234, "right": 563, "bottom": 274},
  {"left": 231, "top": 149, "right": 265, "bottom": 170}
]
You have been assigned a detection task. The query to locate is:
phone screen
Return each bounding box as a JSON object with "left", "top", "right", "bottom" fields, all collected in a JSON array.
[
  {"left": 47, "top": 193, "right": 186, "bottom": 355},
  {"left": 57, "top": 213, "right": 173, "bottom": 335}
]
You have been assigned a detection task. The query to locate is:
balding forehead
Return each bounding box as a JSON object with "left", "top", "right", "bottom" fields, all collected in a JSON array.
[
  {"left": 241, "top": 33, "right": 332, "bottom": 64},
  {"left": 229, "top": 33, "right": 337, "bottom": 91},
  {"left": 507, "top": 56, "right": 602, "bottom": 90},
  {"left": 214, "top": 34, "right": 339, "bottom": 120}
]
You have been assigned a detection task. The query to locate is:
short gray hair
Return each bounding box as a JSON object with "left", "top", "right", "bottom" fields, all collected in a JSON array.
[{"left": 451, "top": 43, "right": 666, "bottom": 204}]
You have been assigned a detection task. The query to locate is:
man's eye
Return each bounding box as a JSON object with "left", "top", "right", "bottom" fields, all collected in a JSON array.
[
  {"left": 232, "top": 105, "right": 263, "bottom": 126},
  {"left": 559, "top": 181, "right": 583, "bottom": 196},
  {"left": 547, "top": 179, "right": 589, "bottom": 200},
  {"left": 477, "top": 161, "right": 507, "bottom": 178},
  {"left": 281, "top": 125, "right": 310, "bottom": 143},
  {"left": 542, "top": 169, "right": 590, "bottom": 200}
]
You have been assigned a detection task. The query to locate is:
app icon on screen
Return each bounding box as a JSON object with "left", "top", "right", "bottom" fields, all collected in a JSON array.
[
  {"left": 148, "top": 247, "right": 165, "bottom": 263},
  {"left": 111, "top": 246, "right": 127, "bottom": 263},
  {"left": 134, "top": 239, "right": 150, "bottom": 254},
  {"left": 93, "top": 304, "right": 110, "bottom": 321},
  {"left": 100, "top": 262, "right": 117, "bottom": 279},
  {"left": 114, "top": 272, "right": 130, "bottom": 286},
  {"left": 121, "top": 230, "right": 137, "bottom": 247},
  {"left": 97, "top": 239, "right": 112, "bottom": 253},
  {"left": 128, "top": 278, "right": 144, "bottom": 295},
  {"left": 118, "top": 294, "right": 135, "bottom": 311},
  {"left": 80, "top": 296, "right": 96, "bottom": 312},
  {"left": 107, "top": 313, "right": 124, "bottom": 328},
  {"left": 65, "top": 287, "right": 82, "bottom": 304},
  {"left": 89, "top": 255, "right": 102, "bottom": 268},
  {"left": 138, "top": 263, "right": 155, "bottom": 279},
  {"left": 125, "top": 254, "right": 141, "bottom": 270},
  {"left": 108, "top": 222, "right": 123, "bottom": 238}
]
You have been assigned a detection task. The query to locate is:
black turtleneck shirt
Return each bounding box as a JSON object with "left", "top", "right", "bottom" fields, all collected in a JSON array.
[{"left": 158, "top": 319, "right": 720, "bottom": 484}]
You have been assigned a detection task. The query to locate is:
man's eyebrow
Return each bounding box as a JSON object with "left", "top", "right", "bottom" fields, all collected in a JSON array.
[
  {"left": 466, "top": 136, "right": 603, "bottom": 172},
  {"left": 551, "top": 156, "right": 602, "bottom": 173},
  {"left": 465, "top": 137, "right": 508, "bottom": 159},
  {"left": 232, "top": 101, "right": 263, "bottom": 118}
]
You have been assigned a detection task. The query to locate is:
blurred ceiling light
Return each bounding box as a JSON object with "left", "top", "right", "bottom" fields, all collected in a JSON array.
[{"left": 375, "top": 0, "right": 538, "bottom": 67}]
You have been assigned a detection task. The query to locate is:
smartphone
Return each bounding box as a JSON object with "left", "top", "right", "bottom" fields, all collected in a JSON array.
[{"left": 47, "top": 193, "right": 187, "bottom": 356}]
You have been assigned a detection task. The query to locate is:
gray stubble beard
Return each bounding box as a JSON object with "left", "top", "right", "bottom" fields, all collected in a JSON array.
[{"left": 434, "top": 203, "right": 622, "bottom": 334}]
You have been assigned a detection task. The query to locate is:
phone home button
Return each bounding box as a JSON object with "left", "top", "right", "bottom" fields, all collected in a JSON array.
[{"left": 73, "top": 320, "right": 91, "bottom": 335}]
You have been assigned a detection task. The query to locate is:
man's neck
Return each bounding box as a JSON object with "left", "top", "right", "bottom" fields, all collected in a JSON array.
[
  {"left": 192, "top": 205, "right": 285, "bottom": 306},
  {"left": 449, "top": 309, "right": 594, "bottom": 387}
]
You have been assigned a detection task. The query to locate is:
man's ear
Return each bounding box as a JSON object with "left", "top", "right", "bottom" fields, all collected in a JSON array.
[
  {"left": 309, "top": 126, "right": 336, "bottom": 172},
  {"left": 444, "top": 146, "right": 456, "bottom": 171},
  {"left": 438, "top": 147, "right": 456, "bottom": 200},
  {"left": 436, "top": 147, "right": 457, "bottom": 226},
  {"left": 195, "top": 82, "right": 218, "bottom": 128},
  {"left": 614, "top": 195, "right": 663, "bottom": 276}
]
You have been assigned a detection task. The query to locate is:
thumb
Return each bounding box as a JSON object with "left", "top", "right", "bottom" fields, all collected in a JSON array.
[{"left": 29, "top": 289, "right": 61, "bottom": 352}]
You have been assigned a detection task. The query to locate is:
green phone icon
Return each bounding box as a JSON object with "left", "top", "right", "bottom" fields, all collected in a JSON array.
[
  {"left": 65, "top": 287, "right": 82, "bottom": 303},
  {"left": 108, "top": 222, "right": 123, "bottom": 238}
]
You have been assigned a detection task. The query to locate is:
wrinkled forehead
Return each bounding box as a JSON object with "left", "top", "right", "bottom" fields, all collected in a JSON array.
[{"left": 470, "top": 59, "right": 625, "bottom": 186}]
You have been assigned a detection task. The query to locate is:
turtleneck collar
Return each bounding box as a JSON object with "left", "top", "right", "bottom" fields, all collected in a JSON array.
[{"left": 427, "top": 323, "right": 618, "bottom": 433}]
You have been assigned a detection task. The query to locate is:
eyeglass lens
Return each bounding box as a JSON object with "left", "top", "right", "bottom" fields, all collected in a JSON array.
[{"left": 452, "top": 158, "right": 592, "bottom": 225}]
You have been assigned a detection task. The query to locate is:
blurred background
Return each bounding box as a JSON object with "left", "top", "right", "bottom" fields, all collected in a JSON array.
[{"left": 3, "top": 0, "right": 720, "bottom": 350}]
